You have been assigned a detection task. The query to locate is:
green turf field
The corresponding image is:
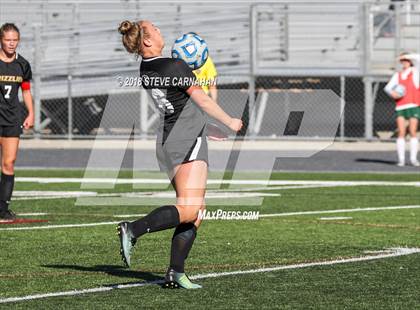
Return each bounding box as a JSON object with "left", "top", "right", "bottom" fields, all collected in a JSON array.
[{"left": 1, "top": 170, "right": 419, "bottom": 309}]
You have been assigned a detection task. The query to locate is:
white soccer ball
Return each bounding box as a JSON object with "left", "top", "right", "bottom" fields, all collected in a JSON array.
[
  {"left": 171, "top": 32, "right": 209, "bottom": 70},
  {"left": 392, "top": 84, "right": 406, "bottom": 99}
]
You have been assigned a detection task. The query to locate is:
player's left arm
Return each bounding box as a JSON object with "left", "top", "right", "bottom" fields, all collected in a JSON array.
[
  {"left": 22, "top": 89, "right": 34, "bottom": 129},
  {"left": 21, "top": 62, "right": 34, "bottom": 129}
]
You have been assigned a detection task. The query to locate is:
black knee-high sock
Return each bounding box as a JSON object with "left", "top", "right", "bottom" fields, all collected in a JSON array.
[
  {"left": 0, "top": 173, "right": 15, "bottom": 211},
  {"left": 169, "top": 223, "right": 197, "bottom": 273},
  {"left": 129, "top": 205, "right": 180, "bottom": 238}
]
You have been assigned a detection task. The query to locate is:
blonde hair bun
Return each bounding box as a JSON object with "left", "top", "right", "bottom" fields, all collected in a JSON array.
[{"left": 118, "top": 20, "right": 134, "bottom": 35}]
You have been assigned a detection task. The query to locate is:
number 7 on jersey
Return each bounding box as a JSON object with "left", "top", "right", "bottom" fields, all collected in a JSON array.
[{"left": 4, "top": 85, "right": 12, "bottom": 99}]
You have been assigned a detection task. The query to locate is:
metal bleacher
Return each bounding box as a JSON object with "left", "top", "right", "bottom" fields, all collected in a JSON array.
[
  {"left": 1, "top": 1, "right": 418, "bottom": 99},
  {"left": 1, "top": 1, "right": 252, "bottom": 99},
  {"left": 253, "top": 2, "right": 362, "bottom": 76}
]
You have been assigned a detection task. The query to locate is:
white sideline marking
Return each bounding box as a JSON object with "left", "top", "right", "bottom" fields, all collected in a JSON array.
[
  {"left": 12, "top": 191, "right": 279, "bottom": 201},
  {"left": 237, "top": 184, "right": 335, "bottom": 191},
  {"left": 14, "top": 177, "right": 420, "bottom": 187},
  {"left": 0, "top": 247, "right": 419, "bottom": 304},
  {"left": 16, "top": 213, "right": 148, "bottom": 218},
  {"left": 258, "top": 205, "right": 420, "bottom": 218},
  {"left": 363, "top": 249, "right": 395, "bottom": 254},
  {"left": 13, "top": 191, "right": 98, "bottom": 197},
  {"left": 13, "top": 191, "right": 98, "bottom": 201},
  {"left": 16, "top": 213, "right": 145, "bottom": 218},
  {"left": 115, "top": 192, "right": 280, "bottom": 199},
  {"left": 319, "top": 217, "right": 353, "bottom": 220},
  {"left": 2, "top": 205, "right": 419, "bottom": 231},
  {"left": 113, "top": 214, "right": 147, "bottom": 218},
  {"left": 17, "top": 213, "right": 48, "bottom": 216},
  {"left": 0, "top": 221, "right": 120, "bottom": 231}
]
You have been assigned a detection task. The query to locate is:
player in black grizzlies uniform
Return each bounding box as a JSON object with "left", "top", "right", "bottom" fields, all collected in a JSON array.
[
  {"left": 0, "top": 23, "right": 34, "bottom": 220},
  {"left": 117, "top": 20, "right": 242, "bottom": 289}
]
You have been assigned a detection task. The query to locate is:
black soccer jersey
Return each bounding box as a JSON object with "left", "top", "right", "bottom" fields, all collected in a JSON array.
[
  {"left": 140, "top": 56, "right": 206, "bottom": 143},
  {"left": 0, "top": 53, "right": 32, "bottom": 126}
]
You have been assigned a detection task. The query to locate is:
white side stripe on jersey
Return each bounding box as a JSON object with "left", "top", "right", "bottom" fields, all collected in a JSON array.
[{"left": 189, "top": 137, "right": 202, "bottom": 161}]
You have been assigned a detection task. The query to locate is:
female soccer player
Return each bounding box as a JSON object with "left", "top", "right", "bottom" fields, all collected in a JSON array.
[
  {"left": 0, "top": 23, "right": 34, "bottom": 219},
  {"left": 385, "top": 53, "right": 420, "bottom": 167},
  {"left": 117, "top": 20, "right": 242, "bottom": 289}
]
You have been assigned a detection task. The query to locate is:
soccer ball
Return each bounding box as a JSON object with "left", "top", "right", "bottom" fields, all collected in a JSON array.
[
  {"left": 171, "top": 32, "right": 209, "bottom": 70},
  {"left": 392, "top": 84, "right": 406, "bottom": 99}
]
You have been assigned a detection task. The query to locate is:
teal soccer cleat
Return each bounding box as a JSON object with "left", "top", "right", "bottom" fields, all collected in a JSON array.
[
  {"left": 116, "top": 222, "right": 136, "bottom": 268},
  {"left": 163, "top": 268, "right": 202, "bottom": 289}
]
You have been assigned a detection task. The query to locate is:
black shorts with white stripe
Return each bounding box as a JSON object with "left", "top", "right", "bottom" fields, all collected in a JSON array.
[{"left": 156, "top": 130, "right": 208, "bottom": 172}]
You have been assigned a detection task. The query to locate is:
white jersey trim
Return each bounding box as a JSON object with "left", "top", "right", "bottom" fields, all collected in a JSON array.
[
  {"left": 395, "top": 103, "right": 419, "bottom": 111},
  {"left": 141, "top": 56, "right": 164, "bottom": 62}
]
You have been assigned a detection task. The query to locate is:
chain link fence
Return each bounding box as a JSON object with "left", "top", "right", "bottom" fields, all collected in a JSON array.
[
  {"left": 373, "top": 80, "right": 400, "bottom": 140},
  {"left": 21, "top": 74, "right": 401, "bottom": 140},
  {"left": 251, "top": 76, "right": 364, "bottom": 140}
]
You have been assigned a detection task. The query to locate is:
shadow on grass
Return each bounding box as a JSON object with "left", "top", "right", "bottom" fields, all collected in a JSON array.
[
  {"left": 42, "top": 264, "right": 163, "bottom": 286},
  {"left": 355, "top": 158, "right": 396, "bottom": 165}
]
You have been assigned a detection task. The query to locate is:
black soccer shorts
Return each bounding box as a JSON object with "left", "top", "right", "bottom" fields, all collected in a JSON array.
[{"left": 0, "top": 125, "right": 23, "bottom": 137}]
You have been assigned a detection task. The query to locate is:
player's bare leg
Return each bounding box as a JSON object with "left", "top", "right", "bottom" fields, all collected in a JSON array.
[
  {"left": 0, "top": 137, "right": 19, "bottom": 220},
  {"left": 116, "top": 160, "right": 207, "bottom": 272},
  {"left": 396, "top": 116, "right": 407, "bottom": 166},
  {"left": 408, "top": 118, "right": 419, "bottom": 166},
  {"left": 164, "top": 160, "right": 207, "bottom": 289}
]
